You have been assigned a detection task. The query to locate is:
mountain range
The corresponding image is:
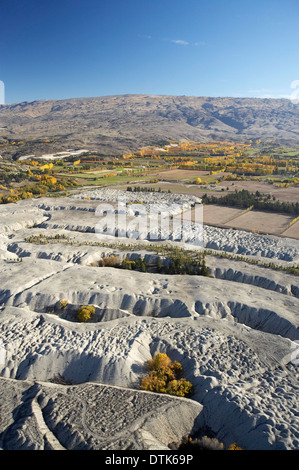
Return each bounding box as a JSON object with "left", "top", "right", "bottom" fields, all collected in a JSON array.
[{"left": 0, "top": 94, "right": 298, "bottom": 158}]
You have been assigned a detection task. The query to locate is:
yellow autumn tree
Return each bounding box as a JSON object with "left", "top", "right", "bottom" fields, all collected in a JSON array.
[
  {"left": 141, "top": 353, "right": 193, "bottom": 397},
  {"left": 77, "top": 305, "right": 95, "bottom": 322},
  {"left": 42, "top": 175, "right": 57, "bottom": 185},
  {"left": 40, "top": 163, "right": 53, "bottom": 171}
]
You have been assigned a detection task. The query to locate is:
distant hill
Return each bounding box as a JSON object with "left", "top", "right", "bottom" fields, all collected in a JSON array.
[{"left": 0, "top": 94, "right": 298, "bottom": 158}]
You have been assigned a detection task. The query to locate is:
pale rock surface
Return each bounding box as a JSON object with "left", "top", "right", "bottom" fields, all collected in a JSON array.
[
  {"left": 0, "top": 191, "right": 298, "bottom": 450},
  {"left": 0, "top": 377, "right": 202, "bottom": 450}
]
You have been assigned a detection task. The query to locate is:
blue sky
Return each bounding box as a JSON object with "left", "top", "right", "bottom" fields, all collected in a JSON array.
[{"left": 0, "top": 0, "right": 298, "bottom": 103}]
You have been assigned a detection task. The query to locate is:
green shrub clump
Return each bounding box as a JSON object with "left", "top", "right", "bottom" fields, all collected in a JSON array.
[
  {"left": 141, "top": 353, "right": 193, "bottom": 398},
  {"left": 77, "top": 305, "right": 95, "bottom": 322}
]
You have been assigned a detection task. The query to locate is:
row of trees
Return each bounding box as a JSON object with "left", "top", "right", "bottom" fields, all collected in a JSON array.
[
  {"left": 202, "top": 189, "right": 299, "bottom": 215},
  {"left": 127, "top": 186, "right": 171, "bottom": 193},
  {"left": 96, "top": 249, "right": 210, "bottom": 277},
  {"left": 120, "top": 252, "right": 210, "bottom": 276}
]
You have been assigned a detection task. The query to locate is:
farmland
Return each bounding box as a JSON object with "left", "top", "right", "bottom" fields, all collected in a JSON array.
[
  {"left": 203, "top": 206, "right": 297, "bottom": 238},
  {"left": 1, "top": 139, "right": 299, "bottom": 238}
]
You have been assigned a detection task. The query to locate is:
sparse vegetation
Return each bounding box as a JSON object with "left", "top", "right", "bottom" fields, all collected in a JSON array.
[
  {"left": 49, "top": 374, "right": 74, "bottom": 385},
  {"left": 24, "top": 233, "right": 299, "bottom": 275},
  {"left": 99, "top": 255, "right": 122, "bottom": 267},
  {"left": 25, "top": 233, "right": 71, "bottom": 244},
  {"left": 175, "top": 435, "right": 243, "bottom": 451},
  {"left": 203, "top": 249, "right": 299, "bottom": 276},
  {"left": 178, "top": 435, "right": 224, "bottom": 451},
  {"left": 127, "top": 185, "right": 171, "bottom": 193}
]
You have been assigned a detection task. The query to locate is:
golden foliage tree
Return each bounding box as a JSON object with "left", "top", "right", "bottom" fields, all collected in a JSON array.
[
  {"left": 77, "top": 305, "right": 95, "bottom": 322},
  {"left": 141, "top": 353, "right": 193, "bottom": 397}
]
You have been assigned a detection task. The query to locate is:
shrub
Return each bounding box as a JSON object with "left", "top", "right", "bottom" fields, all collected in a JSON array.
[
  {"left": 99, "top": 255, "right": 122, "bottom": 267},
  {"left": 178, "top": 436, "right": 243, "bottom": 451},
  {"left": 179, "top": 436, "right": 224, "bottom": 451},
  {"left": 228, "top": 443, "right": 243, "bottom": 450},
  {"left": 50, "top": 374, "right": 74, "bottom": 385},
  {"left": 59, "top": 299, "right": 68, "bottom": 309},
  {"left": 141, "top": 353, "right": 193, "bottom": 398},
  {"left": 166, "top": 378, "right": 193, "bottom": 397},
  {"left": 77, "top": 305, "right": 95, "bottom": 322}
]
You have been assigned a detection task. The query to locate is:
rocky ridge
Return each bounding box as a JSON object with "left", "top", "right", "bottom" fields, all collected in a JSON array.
[{"left": 0, "top": 94, "right": 299, "bottom": 157}]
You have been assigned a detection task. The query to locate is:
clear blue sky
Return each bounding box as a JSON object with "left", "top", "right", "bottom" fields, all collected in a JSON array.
[{"left": 0, "top": 0, "right": 298, "bottom": 104}]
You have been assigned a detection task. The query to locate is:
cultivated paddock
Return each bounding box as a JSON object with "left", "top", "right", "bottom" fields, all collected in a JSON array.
[
  {"left": 282, "top": 220, "right": 299, "bottom": 239},
  {"left": 202, "top": 205, "right": 299, "bottom": 239}
]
